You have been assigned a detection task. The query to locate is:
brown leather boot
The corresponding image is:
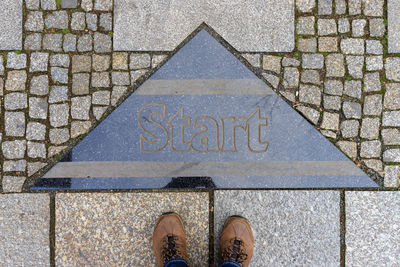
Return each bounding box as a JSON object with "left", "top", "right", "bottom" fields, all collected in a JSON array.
[
  {"left": 219, "top": 216, "right": 254, "bottom": 267},
  {"left": 152, "top": 212, "right": 189, "bottom": 267}
]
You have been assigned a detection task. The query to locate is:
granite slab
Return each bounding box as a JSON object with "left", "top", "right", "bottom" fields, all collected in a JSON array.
[
  {"left": 214, "top": 190, "right": 340, "bottom": 266},
  {"left": 0, "top": 194, "right": 50, "bottom": 266},
  {"left": 388, "top": 0, "right": 400, "bottom": 53},
  {"left": 55, "top": 192, "right": 209, "bottom": 266},
  {"left": 114, "top": 0, "right": 294, "bottom": 52},
  {"left": 0, "top": 0, "right": 22, "bottom": 50},
  {"left": 346, "top": 191, "right": 400, "bottom": 266}
]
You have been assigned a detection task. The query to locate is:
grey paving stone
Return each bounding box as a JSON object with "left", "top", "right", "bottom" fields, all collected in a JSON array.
[
  {"left": 114, "top": 0, "right": 294, "bottom": 52},
  {"left": 369, "top": 18, "right": 385, "bottom": 37},
  {"left": 363, "top": 72, "right": 381, "bottom": 92},
  {"left": 318, "top": 0, "right": 332, "bottom": 14},
  {"left": 93, "top": 54, "right": 111, "bottom": 71},
  {"left": 112, "top": 72, "right": 130, "bottom": 86},
  {"left": 301, "top": 70, "right": 320, "bottom": 85},
  {"left": 27, "top": 141, "right": 46, "bottom": 158},
  {"left": 26, "top": 122, "right": 46, "bottom": 140},
  {"left": 71, "top": 12, "right": 86, "bottom": 31},
  {"left": 346, "top": 192, "right": 400, "bottom": 265},
  {"left": 43, "top": 34, "right": 62, "bottom": 52},
  {"left": 25, "top": 11, "right": 44, "bottom": 32},
  {"left": 50, "top": 128, "right": 70, "bottom": 145},
  {"left": 2, "top": 140, "right": 26, "bottom": 159},
  {"left": 2, "top": 176, "right": 26, "bottom": 192},
  {"left": 92, "top": 90, "right": 110, "bottom": 105},
  {"left": 77, "top": 34, "right": 93, "bottom": 52},
  {"left": 51, "top": 67, "right": 69, "bottom": 84},
  {"left": 94, "top": 32, "right": 112, "bottom": 53},
  {"left": 151, "top": 55, "right": 167, "bottom": 68},
  {"left": 298, "top": 37, "right": 317, "bottom": 52},
  {"left": 321, "top": 112, "right": 339, "bottom": 130},
  {"left": 71, "top": 120, "right": 92, "bottom": 138},
  {"left": 62, "top": 0, "right": 78, "bottom": 8},
  {"left": 7, "top": 52, "right": 26, "bottom": 69},
  {"left": 56, "top": 193, "right": 209, "bottom": 266},
  {"left": 111, "top": 86, "right": 128, "bottom": 106},
  {"left": 63, "top": 34, "right": 77, "bottom": 52},
  {"left": 366, "top": 40, "right": 383, "bottom": 55},
  {"left": 343, "top": 102, "right": 362, "bottom": 119},
  {"left": 30, "top": 52, "right": 49, "bottom": 72},
  {"left": 262, "top": 55, "right": 281, "bottom": 74},
  {"left": 302, "top": 53, "right": 324, "bottom": 69},
  {"left": 326, "top": 54, "right": 344, "bottom": 77},
  {"left": 317, "top": 19, "right": 336, "bottom": 36},
  {"left": 383, "top": 111, "right": 400, "bottom": 126},
  {"left": 363, "top": 0, "right": 383, "bottom": 16},
  {"left": 299, "top": 84, "right": 321, "bottom": 105},
  {"left": 113, "top": 52, "right": 129, "bottom": 70},
  {"left": 296, "top": 0, "right": 315, "bottom": 12},
  {"left": 26, "top": 0, "right": 40, "bottom": 9},
  {"left": 344, "top": 80, "right": 362, "bottom": 99},
  {"left": 363, "top": 159, "right": 383, "bottom": 173},
  {"left": 283, "top": 67, "right": 300, "bottom": 88},
  {"left": 3, "top": 160, "right": 26, "bottom": 172},
  {"left": 45, "top": 11, "right": 68, "bottom": 29},
  {"left": 94, "top": 0, "right": 113, "bottom": 11},
  {"left": 5, "top": 111, "right": 25, "bottom": 137},
  {"left": 72, "top": 73, "right": 90, "bottom": 95},
  {"left": 71, "top": 96, "right": 91, "bottom": 120},
  {"left": 28, "top": 162, "right": 47, "bottom": 177},
  {"left": 352, "top": 19, "right": 366, "bottom": 37},
  {"left": 24, "top": 33, "right": 42, "bottom": 50},
  {"left": 297, "top": 16, "right": 315, "bottom": 35},
  {"left": 100, "top": 13, "right": 113, "bottom": 31},
  {"left": 281, "top": 57, "right": 300, "bottom": 67},
  {"left": 29, "top": 97, "right": 48, "bottom": 119},
  {"left": 360, "top": 118, "right": 380, "bottom": 139},
  {"left": 324, "top": 79, "right": 343, "bottom": 95},
  {"left": 348, "top": 0, "right": 361, "bottom": 15},
  {"left": 384, "top": 166, "right": 400, "bottom": 187},
  {"left": 214, "top": 191, "right": 340, "bottom": 266},
  {"left": 360, "top": 140, "right": 381, "bottom": 158},
  {"left": 346, "top": 56, "right": 364, "bottom": 79},
  {"left": 385, "top": 58, "right": 400, "bottom": 82},
  {"left": 384, "top": 83, "right": 400, "bottom": 110},
  {"left": 5, "top": 70, "right": 26, "bottom": 91},
  {"left": 4, "top": 92, "right": 27, "bottom": 110},
  {"left": 335, "top": 0, "right": 346, "bottom": 14},
  {"left": 341, "top": 38, "right": 364, "bottom": 55},
  {"left": 93, "top": 106, "right": 108, "bottom": 120},
  {"left": 337, "top": 141, "right": 357, "bottom": 159},
  {"left": 318, "top": 37, "right": 338, "bottom": 52},
  {"left": 366, "top": 55, "right": 383, "bottom": 71},
  {"left": 383, "top": 149, "right": 400, "bottom": 162},
  {"left": 0, "top": 0, "right": 22, "bottom": 50},
  {"left": 72, "top": 55, "right": 91, "bottom": 73},
  {"left": 41, "top": 0, "right": 56, "bottom": 10},
  {"left": 92, "top": 72, "right": 110, "bottom": 87},
  {"left": 323, "top": 95, "right": 341, "bottom": 110},
  {"left": 340, "top": 120, "right": 359, "bottom": 138},
  {"left": 242, "top": 53, "right": 260, "bottom": 68},
  {"left": 86, "top": 13, "right": 98, "bottom": 31},
  {"left": 338, "top": 18, "right": 350, "bottom": 33},
  {"left": 49, "top": 103, "right": 69, "bottom": 127},
  {"left": 49, "top": 86, "right": 68, "bottom": 103},
  {"left": 363, "top": 94, "right": 382, "bottom": 116},
  {"left": 81, "top": 0, "right": 93, "bottom": 11},
  {"left": 30, "top": 75, "right": 49, "bottom": 95},
  {"left": 382, "top": 129, "right": 400, "bottom": 145},
  {"left": 49, "top": 56, "right": 69, "bottom": 69},
  {"left": 0, "top": 194, "right": 49, "bottom": 264}
]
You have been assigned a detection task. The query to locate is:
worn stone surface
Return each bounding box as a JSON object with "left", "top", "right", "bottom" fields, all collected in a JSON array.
[
  {"left": 215, "top": 191, "right": 340, "bottom": 266},
  {"left": 0, "top": 194, "right": 49, "bottom": 264},
  {"left": 363, "top": 94, "right": 382, "bottom": 116},
  {"left": 7, "top": 52, "right": 27, "bottom": 69},
  {"left": 317, "top": 19, "right": 336, "bottom": 36},
  {"left": 4, "top": 93, "right": 27, "bottom": 110},
  {"left": 318, "top": 37, "right": 338, "bottom": 52},
  {"left": 2, "top": 140, "right": 26, "bottom": 159},
  {"left": 384, "top": 166, "right": 400, "bottom": 187},
  {"left": 0, "top": 0, "right": 22, "bottom": 50},
  {"left": 71, "top": 12, "right": 86, "bottom": 30},
  {"left": 72, "top": 73, "right": 90, "bottom": 95},
  {"left": 337, "top": 141, "right": 357, "bottom": 159},
  {"left": 297, "top": 16, "right": 315, "bottom": 35},
  {"left": 26, "top": 122, "right": 46, "bottom": 141},
  {"left": 360, "top": 140, "right": 381, "bottom": 158},
  {"left": 338, "top": 18, "right": 350, "bottom": 33},
  {"left": 5, "top": 111, "right": 25, "bottom": 137},
  {"left": 343, "top": 102, "right": 361, "bottom": 119},
  {"left": 298, "top": 37, "right": 317, "bottom": 52},
  {"left": 56, "top": 193, "right": 209, "bottom": 266},
  {"left": 384, "top": 83, "right": 400, "bottom": 110},
  {"left": 383, "top": 111, "right": 400, "bottom": 127},
  {"left": 30, "top": 52, "right": 49, "bottom": 72},
  {"left": 383, "top": 149, "right": 400, "bottom": 163},
  {"left": 363, "top": 72, "right": 381, "bottom": 92},
  {"left": 341, "top": 39, "right": 364, "bottom": 55},
  {"left": 72, "top": 55, "right": 91, "bottom": 73},
  {"left": 299, "top": 84, "right": 321, "bottom": 105},
  {"left": 346, "top": 56, "right": 364, "bottom": 79},
  {"left": 388, "top": 0, "right": 400, "bottom": 52},
  {"left": 344, "top": 80, "right": 362, "bottom": 99},
  {"left": 43, "top": 34, "right": 62, "bottom": 52},
  {"left": 346, "top": 192, "right": 400, "bottom": 265},
  {"left": 369, "top": 18, "right": 385, "bottom": 37},
  {"left": 5, "top": 71, "right": 27, "bottom": 91},
  {"left": 385, "top": 58, "right": 400, "bottom": 82},
  {"left": 71, "top": 121, "right": 92, "bottom": 138},
  {"left": 86, "top": 13, "right": 97, "bottom": 31},
  {"left": 49, "top": 104, "right": 69, "bottom": 127},
  {"left": 30, "top": 75, "right": 49, "bottom": 95},
  {"left": 93, "top": 55, "right": 111, "bottom": 71},
  {"left": 340, "top": 120, "right": 359, "bottom": 138},
  {"left": 27, "top": 141, "right": 46, "bottom": 159},
  {"left": 302, "top": 54, "right": 324, "bottom": 69},
  {"left": 352, "top": 19, "right": 366, "bottom": 37},
  {"left": 45, "top": 11, "right": 68, "bottom": 29},
  {"left": 326, "top": 54, "right": 344, "bottom": 77},
  {"left": 360, "top": 118, "right": 380, "bottom": 139},
  {"left": 29, "top": 97, "right": 48, "bottom": 119},
  {"left": 49, "top": 86, "right": 68, "bottom": 103},
  {"left": 366, "top": 56, "right": 383, "bottom": 71},
  {"left": 382, "top": 129, "right": 400, "bottom": 145},
  {"left": 114, "top": 0, "right": 295, "bottom": 52},
  {"left": 77, "top": 34, "right": 93, "bottom": 52},
  {"left": 71, "top": 96, "right": 91, "bottom": 120},
  {"left": 25, "top": 33, "right": 42, "bottom": 50},
  {"left": 324, "top": 80, "right": 343, "bottom": 95}
]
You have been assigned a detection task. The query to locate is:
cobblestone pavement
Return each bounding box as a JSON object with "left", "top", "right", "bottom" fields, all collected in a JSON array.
[{"left": 0, "top": 0, "right": 399, "bottom": 266}]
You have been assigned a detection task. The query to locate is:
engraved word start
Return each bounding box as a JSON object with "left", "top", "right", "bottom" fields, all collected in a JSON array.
[{"left": 138, "top": 103, "right": 269, "bottom": 153}]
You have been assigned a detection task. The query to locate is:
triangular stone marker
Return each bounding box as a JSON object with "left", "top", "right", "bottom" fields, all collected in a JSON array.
[{"left": 33, "top": 30, "right": 378, "bottom": 189}]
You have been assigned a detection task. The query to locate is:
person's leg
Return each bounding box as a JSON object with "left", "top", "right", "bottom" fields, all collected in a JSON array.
[
  {"left": 153, "top": 213, "right": 189, "bottom": 267},
  {"left": 218, "top": 216, "right": 254, "bottom": 267}
]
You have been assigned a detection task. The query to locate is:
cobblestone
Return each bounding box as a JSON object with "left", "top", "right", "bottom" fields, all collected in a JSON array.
[
  {"left": 349, "top": 0, "right": 361, "bottom": 15},
  {"left": 385, "top": 58, "right": 400, "bottom": 82},
  {"left": 112, "top": 72, "right": 130, "bottom": 86},
  {"left": 72, "top": 73, "right": 90, "bottom": 95},
  {"left": 93, "top": 55, "right": 111, "bottom": 71},
  {"left": 2, "top": 140, "right": 26, "bottom": 159},
  {"left": 113, "top": 53, "right": 129, "bottom": 70},
  {"left": 382, "top": 129, "right": 400, "bottom": 145},
  {"left": 92, "top": 90, "right": 110, "bottom": 105},
  {"left": 298, "top": 38, "right": 317, "bottom": 52},
  {"left": 27, "top": 141, "right": 46, "bottom": 158},
  {"left": 382, "top": 111, "right": 400, "bottom": 126},
  {"left": 340, "top": 120, "right": 359, "bottom": 138},
  {"left": 25, "top": 33, "right": 42, "bottom": 50},
  {"left": 363, "top": 159, "right": 383, "bottom": 173},
  {"left": 77, "top": 34, "right": 93, "bottom": 52},
  {"left": 100, "top": 14, "right": 112, "bottom": 31},
  {"left": 29, "top": 97, "right": 48, "bottom": 119},
  {"left": 318, "top": 37, "right": 338, "bottom": 52},
  {"left": 62, "top": 0, "right": 78, "bottom": 8},
  {"left": 111, "top": 86, "right": 128, "bottom": 106},
  {"left": 71, "top": 12, "right": 86, "bottom": 31},
  {"left": 63, "top": 34, "right": 77, "bottom": 52},
  {"left": 5, "top": 112, "right": 25, "bottom": 137},
  {"left": 337, "top": 141, "right": 357, "bottom": 159},
  {"left": 352, "top": 19, "right": 366, "bottom": 37},
  {"left": 3, "top": 160, "right": 26, "bottom": 172},
  {"left": 341, "top": 39, "right": 364, "bottom": 55},
  {"left": 41, "top": 0, "right": 57, "bottom": 10},
  {"left": 93, "top": 106, "right": 108, "bottom": 120},
  {"left": 81, "top": 0, "right": 93, "bottom": 11},
  {"left": 262, "top": 55, "right": 281, "bottom": 74},
  {"left": 71, "top": 121, "right": 92, "bottom": 138},
  {"left": 26, "top": 0, "right": 40, "bottom": 10},
  {"left": 282, "top": 57, "right": 300, "bottom": 67},
  {"left": 5, "top": 71, "right": 27, "bottom": 91},
  {"left": 72, "top": 55, "right": 91, "bottom": 73},
  {"left": 302, "top": 54, "right": 324, "bottom": 69},
  {"left": 299, "top": 84, "right": 321, "bottom": 105},
  {"left": 49, "top": 86, "right": 69, "bottom": 103},
  {"left": 71, "top": 96, "right": 91, "bottom": 120},
  {"left": 7, "top": 52, "right": 26, "bottom": 69},
  {"left": 344, "top": 80, "right": 362, "bottom": 99},
  {"left": 94, "top": 0, "right": 113, "bottom": 11},
  {"left": 49, "top": 128, "right": 70, "bottom": 145},
  {"left": 317, "top": 19, "right": 337, "bottom": 36},
  {"left": 297, "top": 16, "right": 315, "bottom": 35},
  {"left": 51, "top": 67, "right": 69, "bottom": 84},
  {"left": 25, "top": 11, "right": 44, "bottom": 32},
  {"left": 30, "top": 75, "right": 49, "bottom": 95},
  {"left": 363, "top": 0, "right": 384, "bottom": 16},
  {"left": 94, "top": 33, "right": 112, "bottom": 53},
  {"left": 26, "top": 122, "right": 46, "bottom": 141},
  {"left": 363, "top": 72, "right": 381, "bottom": 92},
  {"left": 384, "top": 166, "right": 400, "bottom": 187},
  {"left": 92, "top": 72, "right": 110, "bottom": 87},
  {"left": 50, "top": 104, "right": 69, "bottom": 127},
  {"left": 366, "top": 56, "right": 383, "bottom": 71},
  {"left": 369, "top": 18, "right": 385, "bottom": 37},
  {"left": 30, "top": 52, "right": 49, "bottom": 72},
  {"left": 86, "top": 13, "right": 98, "bottom": 31},
  {"left": 4, "top": 93, "right": 27, "bottom": 110},
  {"left": 45, "top": 11, "right": 68, "bottom": 29},
  {"left": 360, "top": 118, "right": 380, "bottom": 139},
  {"left": 50, "top": 54, "right": 70, "bottom": 68},
  {"left": 384, "top": 83, "right": 400, "bottom": 110},
  {"left": 366, "top": 40, "right": 383, "bottom": 55},
  {"left": 321, "top": 112, "right": 339, "bottom": 130},
  {"left": 324, "top": 80, "right": 343, "bottom": 95},
  {"left": 323, "top": 95, "right": 341, "bottom": 110},
  {"left": 338, "top": 18, "right": 350, "bottom": 33},
  {"left": 318, "top": 0, "right": 332, "bottom": 15},
  {"left": 346, "top": 56, "right": 364, "bottom": 79},
  {"left": 296, "top": 0, "right": 316, "bottom": 12},
  {"left": 360, "top": 140, "right": 381, "bottom": 158},
  {"left": 43, "top": 34, "right": 62, "bottom": 52},
  {"left": 335, "top": 0, "right": 346, "bottom": 14},
  {"left": 301, "top": 70, "right": 321, "bottom": 85},
  {"left": 363, "top": 94, "right": 382, "bottom": 116},
  {"left": 383, "top": 149, "right": 400, "bottom": 162},
  {"left": 343, "top": 102, "right": 362, "bottom": 119},
  {"left": 326, "top": 54, "right": 344, "bottom": 77}
]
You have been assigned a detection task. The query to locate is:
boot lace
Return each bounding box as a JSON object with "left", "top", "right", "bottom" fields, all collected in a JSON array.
[
  {"left": 222, "top": 238, "right": 248, "bottom": 264},
  {"left": 161, "top": 235, "right": 183, "bottom": 261}
]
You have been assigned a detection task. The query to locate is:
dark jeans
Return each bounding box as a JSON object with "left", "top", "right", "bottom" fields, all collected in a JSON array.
[{"left": 163, "top": 258, "right": 242, "bottom": 267}]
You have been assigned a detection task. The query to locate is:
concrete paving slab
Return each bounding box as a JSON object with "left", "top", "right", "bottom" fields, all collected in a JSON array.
[
  {"left": 55, "top": 192, "right": 209, "bottom": 266},
  {"left": 346, "top": 191, "right": 400, "bottom": 265},
  {"left": 114, "top": 0, "right": 294, "bottom": 52},
  {"left": 0, "top": 0, "right": 22, "bottom": 50},
  {"left": 214, "top": 190, "right": 340, "bottom": 266},
  {"left": 0, "top": 194, "right": 50, "bottom": 266}
]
